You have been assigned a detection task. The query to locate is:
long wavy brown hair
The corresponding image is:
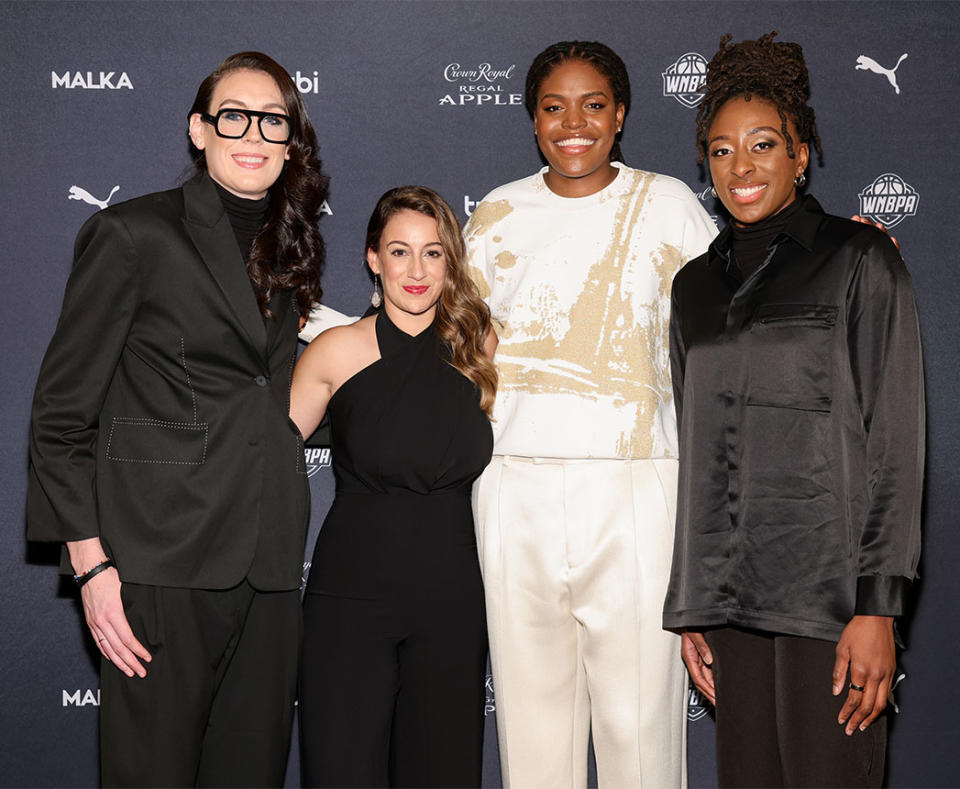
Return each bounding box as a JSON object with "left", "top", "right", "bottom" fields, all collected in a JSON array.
[
  {"left": 188, "top": 51, "right": 328, "bottom": 320},
  {"left": 365, "top": 186, "right": 497, "bottom": 416}
]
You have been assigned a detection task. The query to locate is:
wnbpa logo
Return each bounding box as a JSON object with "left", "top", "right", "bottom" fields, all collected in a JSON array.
[
  {"left": 305, "top": 447, "right": 332, "bottom": 477},
  {"left": 858, "top": 173, "right": 919, "bottom": 228},
  {"left": 662, "top": 53, "right": 708, "bottom": 108}
]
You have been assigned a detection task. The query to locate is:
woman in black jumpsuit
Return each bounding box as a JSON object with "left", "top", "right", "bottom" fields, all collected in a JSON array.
[{"left": 291, "top": 186, "right": 497, "bottom": 788}]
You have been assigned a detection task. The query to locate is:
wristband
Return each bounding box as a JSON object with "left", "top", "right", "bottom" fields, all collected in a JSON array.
[{"left": 74, "top": 558, "right": 115, "bottom": 587}]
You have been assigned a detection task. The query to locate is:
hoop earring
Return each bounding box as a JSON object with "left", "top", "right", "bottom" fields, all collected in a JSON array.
[
  {"left": 795, "top": 172, "right": 806, "bottom": 187},
  {"left": 370, "top": 274, "right": 382, "bottom": 308},
  {"left": 710, "top": 186, "right": 718, "bottom": 199}
]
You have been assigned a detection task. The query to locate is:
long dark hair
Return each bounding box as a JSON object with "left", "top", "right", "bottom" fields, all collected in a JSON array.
[
  {"left": 524, "top": 41, "right": 631, "bottom": 163},
  {"left": 366, "top": 186, "right": 497, "bottom": 416},
  {"left": 189, "top": 51, "right": 328, "bottom": 319}
]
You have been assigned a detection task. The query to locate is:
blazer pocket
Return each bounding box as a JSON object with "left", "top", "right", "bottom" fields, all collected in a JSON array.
[{"left": 106, "top": 418, "right": 209, "bottom": 465}]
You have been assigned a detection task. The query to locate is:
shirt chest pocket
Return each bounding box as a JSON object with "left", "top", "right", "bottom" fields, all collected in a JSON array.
[{"left": 746, "top": 303, "right": 838, "bottom": 412}]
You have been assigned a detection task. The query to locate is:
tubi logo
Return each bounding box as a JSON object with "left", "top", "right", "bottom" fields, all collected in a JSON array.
[
  {"left": 439, "top": 62, "right": 522, "bottom": 108},
  {"left": 63, "top": 689, "right": 100, "bottom": 707},
  {"left": 296, "top": 70, "right": 319, "bottom": 94},
  {"left": 858, "top": 173, "right": 919, "bottom": 228},
  {"left": 463, "top": 196, "right": 479, "bottom": 217},
  {"left": 305, "top": 447, "right": 332, "bottom": 477},
  {"left": 52, "top": 71, "right": 133, "bottom": 89},
  {"left": 662, "top": 53, "right": 708, "bottom": 108}
]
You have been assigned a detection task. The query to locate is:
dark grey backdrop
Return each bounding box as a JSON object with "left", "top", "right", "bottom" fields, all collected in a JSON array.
[{"left": 3, "top": 1, "right": 957, "bottom": 786}]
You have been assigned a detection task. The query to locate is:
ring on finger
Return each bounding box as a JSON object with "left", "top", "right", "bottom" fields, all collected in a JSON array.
[{"left": 849, "top": 682, "right": 865, "bottom": 692}]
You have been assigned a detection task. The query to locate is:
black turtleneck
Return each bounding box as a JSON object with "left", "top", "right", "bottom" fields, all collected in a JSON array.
[
  {"left": 730, "top": 198, "right": 802, "bottom": 281},
  {"left": 214, "top": 181, "right": 269, "bottom": 263}
]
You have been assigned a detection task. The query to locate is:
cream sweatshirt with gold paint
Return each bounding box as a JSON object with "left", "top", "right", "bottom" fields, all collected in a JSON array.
[{"left": 465, "top": 163, "right": 717, "bottom": 460}]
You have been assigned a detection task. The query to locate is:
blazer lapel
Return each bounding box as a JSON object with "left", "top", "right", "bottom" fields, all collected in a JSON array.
[{"left": 181, "top": 173, "right": 268, "bottom": 365}]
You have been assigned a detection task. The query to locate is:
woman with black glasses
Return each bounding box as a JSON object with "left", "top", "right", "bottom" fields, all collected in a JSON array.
[{"left": 27, "top": 51, "right": 327, "bottom": 786}]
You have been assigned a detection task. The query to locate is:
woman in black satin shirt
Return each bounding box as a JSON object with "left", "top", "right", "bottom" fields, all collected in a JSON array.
[{"left": 663, "top": 33, "right": 924, "bottom": 788}]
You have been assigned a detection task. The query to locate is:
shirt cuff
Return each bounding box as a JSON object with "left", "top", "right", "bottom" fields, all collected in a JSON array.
[{"left": 855, "top": 574, "right": 909, "bottom": 616}]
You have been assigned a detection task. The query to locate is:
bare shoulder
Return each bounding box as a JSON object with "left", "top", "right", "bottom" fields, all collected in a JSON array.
[{"left": 298, "top": 315, "right": 380, "bottom": 389}]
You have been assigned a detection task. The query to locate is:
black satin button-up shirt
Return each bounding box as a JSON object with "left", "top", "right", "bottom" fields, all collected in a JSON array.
[{"left": 663, "top": 196, "right": 924, "bottom": 642}]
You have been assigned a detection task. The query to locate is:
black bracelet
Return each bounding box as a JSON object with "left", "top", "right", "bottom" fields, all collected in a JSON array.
[{"left": 74, "top": 558, "right": 115, "bottom": 587}]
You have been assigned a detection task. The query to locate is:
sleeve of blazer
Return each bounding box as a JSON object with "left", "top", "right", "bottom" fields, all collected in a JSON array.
[
  {"left": 27, "top": 208, "right": 142, "bottom": 543},
  {"left": 847, "top": 232, "right": 925, "bottom": 616}
]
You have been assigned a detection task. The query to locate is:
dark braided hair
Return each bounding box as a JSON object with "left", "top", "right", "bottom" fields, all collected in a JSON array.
[
  {"left": 189, "top": 52, "right": 329, "bottom": 320},
  {"left": 525, "top": 41, "right": 630, "bottom": 163},
  {"left": 695, "top": 32, "right": 823, "bottom": 165}
]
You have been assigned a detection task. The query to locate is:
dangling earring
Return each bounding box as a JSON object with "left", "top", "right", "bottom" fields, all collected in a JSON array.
[
  {"left": 370, "top": 274, "right": 382, "bottom": 308},
  {"left": 795, "top": 172, "right": 807, "bottom": 187},
  {"left": 710, "top": 186, "right": 718, "bottom": 198}
]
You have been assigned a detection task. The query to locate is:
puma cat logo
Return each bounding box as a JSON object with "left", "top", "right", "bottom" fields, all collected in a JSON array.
[
  {"left": 855, "top": 53, "right": 908, "bottom": 95},
  {"left": 68, "top": 184, "right": 120, "bottom": 210}
]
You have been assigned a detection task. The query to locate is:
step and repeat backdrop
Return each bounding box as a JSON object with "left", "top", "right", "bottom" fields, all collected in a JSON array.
[{"left": 2, "top": 1, "right": 958, "bottom": 786}]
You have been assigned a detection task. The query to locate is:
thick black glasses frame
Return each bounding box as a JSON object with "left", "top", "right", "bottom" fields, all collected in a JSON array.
[{"left": 201, "top": 108, "right": 292, "bottom": 144}]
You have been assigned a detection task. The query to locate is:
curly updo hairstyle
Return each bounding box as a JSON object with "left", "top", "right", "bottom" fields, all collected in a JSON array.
[
  {"left": 695, "top": 32, "right": 823, "bottom": 165},
  {"left": 189, "top": 51, "right": 329, "bottom": 320},
  {"left": 524, "top": 41, "right": 631, "bottom": 163}
]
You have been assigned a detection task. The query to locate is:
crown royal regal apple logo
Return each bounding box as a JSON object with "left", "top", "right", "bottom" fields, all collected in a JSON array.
[
  {"left": 439, "top": 62, "right": 522, "bottom": 107},
  {"left": 662, "top": 53, "right": 708, "bottom": 108},
  {"left": 858, "top": 173, "right": 919, "bottom": 229}
]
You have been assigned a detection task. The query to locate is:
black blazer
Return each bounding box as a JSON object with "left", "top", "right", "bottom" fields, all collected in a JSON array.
[{"left": 27, "top": 172, "right": 309, "bottom": 591}]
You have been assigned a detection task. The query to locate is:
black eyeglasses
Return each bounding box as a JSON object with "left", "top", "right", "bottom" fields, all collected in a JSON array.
[{"left": 201, "top": 108, "right": 292, "bottom": 144}]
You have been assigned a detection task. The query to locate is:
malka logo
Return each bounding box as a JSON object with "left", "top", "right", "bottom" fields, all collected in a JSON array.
[
  {"left": 440, "top": 62, "right": 522, "bottom": 107},
  {"left": 304, "top": 447, "right": 332, "bottom": 477},
  {"left": 687, "top": 686, "right": 709, "bottom": 722},
  {"left": 52, "top": 71, "right": 133, "bottom": 89},
  {"left": 662, "top": 53, "right": 708, "bottom": 108},
  {"left": 858, "top": 173, "right": 919, "bottom": 228},
  {"left": 855, "top": 53, "right": 908, "bottom": 95},
  {"left": 69, "top": 184, "right": 119, "bottom": 211}
]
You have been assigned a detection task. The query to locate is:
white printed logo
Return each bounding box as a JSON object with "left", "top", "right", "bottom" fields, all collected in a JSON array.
[
  {"left": 304, "top": 447, "right": 332, "bottom": 477},
  {"left": 662, "top": 53, "right": 708, "bottom": 108},
  {"left": 68, "top": 184, "right": 119, "bottom": 210},
  {"left": 295, "top": 70, "right": 320, "bottom": 94},
  {"left": 688, "top": 686, "right": 709, "bottom": 722},
  {"left": 63, "top": 689, "right": 100, "bottom": 707},
  {"left": 52, "top": 71, "right": 133, "bottom": 89},
  {"left": 484, "top": 673, "right": 495, "bottom": 716},
  {"left": 858, "top": 173, "right": 919, "bottom": 228},
  {"left": 855, "top": 53, "right": 908, "bottom": 95},
  {"left": 463, "top": 196, "right": 479, "bottom": 217},
  {"left": 439, "top": 62, "right": 522, "bottom": 108}
]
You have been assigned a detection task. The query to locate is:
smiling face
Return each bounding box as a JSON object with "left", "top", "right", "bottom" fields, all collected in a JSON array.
[
  {"left": 188, "top": 68, "right": 290, "bottom": 200},
  {"left": 367, "top": 209, "right": 447, "bottom": 334},
  {"left": 533, "top": 59, "right": 625, "bottom": 198},
  {"left": 706, "top": 95, "right": 809, "bottom": 225}
]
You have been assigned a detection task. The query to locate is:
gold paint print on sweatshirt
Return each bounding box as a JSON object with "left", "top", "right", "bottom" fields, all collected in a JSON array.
[
  {"left": 496, "top": 171, "right": 682, "bottom": 456},
  {"left": 465, "top": 200, "right": 514, "bottom": 238}
]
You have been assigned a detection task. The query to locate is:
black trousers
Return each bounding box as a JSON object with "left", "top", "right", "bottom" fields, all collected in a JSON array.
[
  {"left": 99, "top": 581, "right": 300, "bottom": 788},
  {"left": 705, "top": 627, "right": 886, "bottom": 788},
  {"left": 299, "top": 592, "right": 487, "bottom": 788}
]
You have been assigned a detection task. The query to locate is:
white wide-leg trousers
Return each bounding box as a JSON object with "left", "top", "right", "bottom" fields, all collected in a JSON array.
[{"left": 473, "top": 456, "right": 686, "bottom": 789}]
